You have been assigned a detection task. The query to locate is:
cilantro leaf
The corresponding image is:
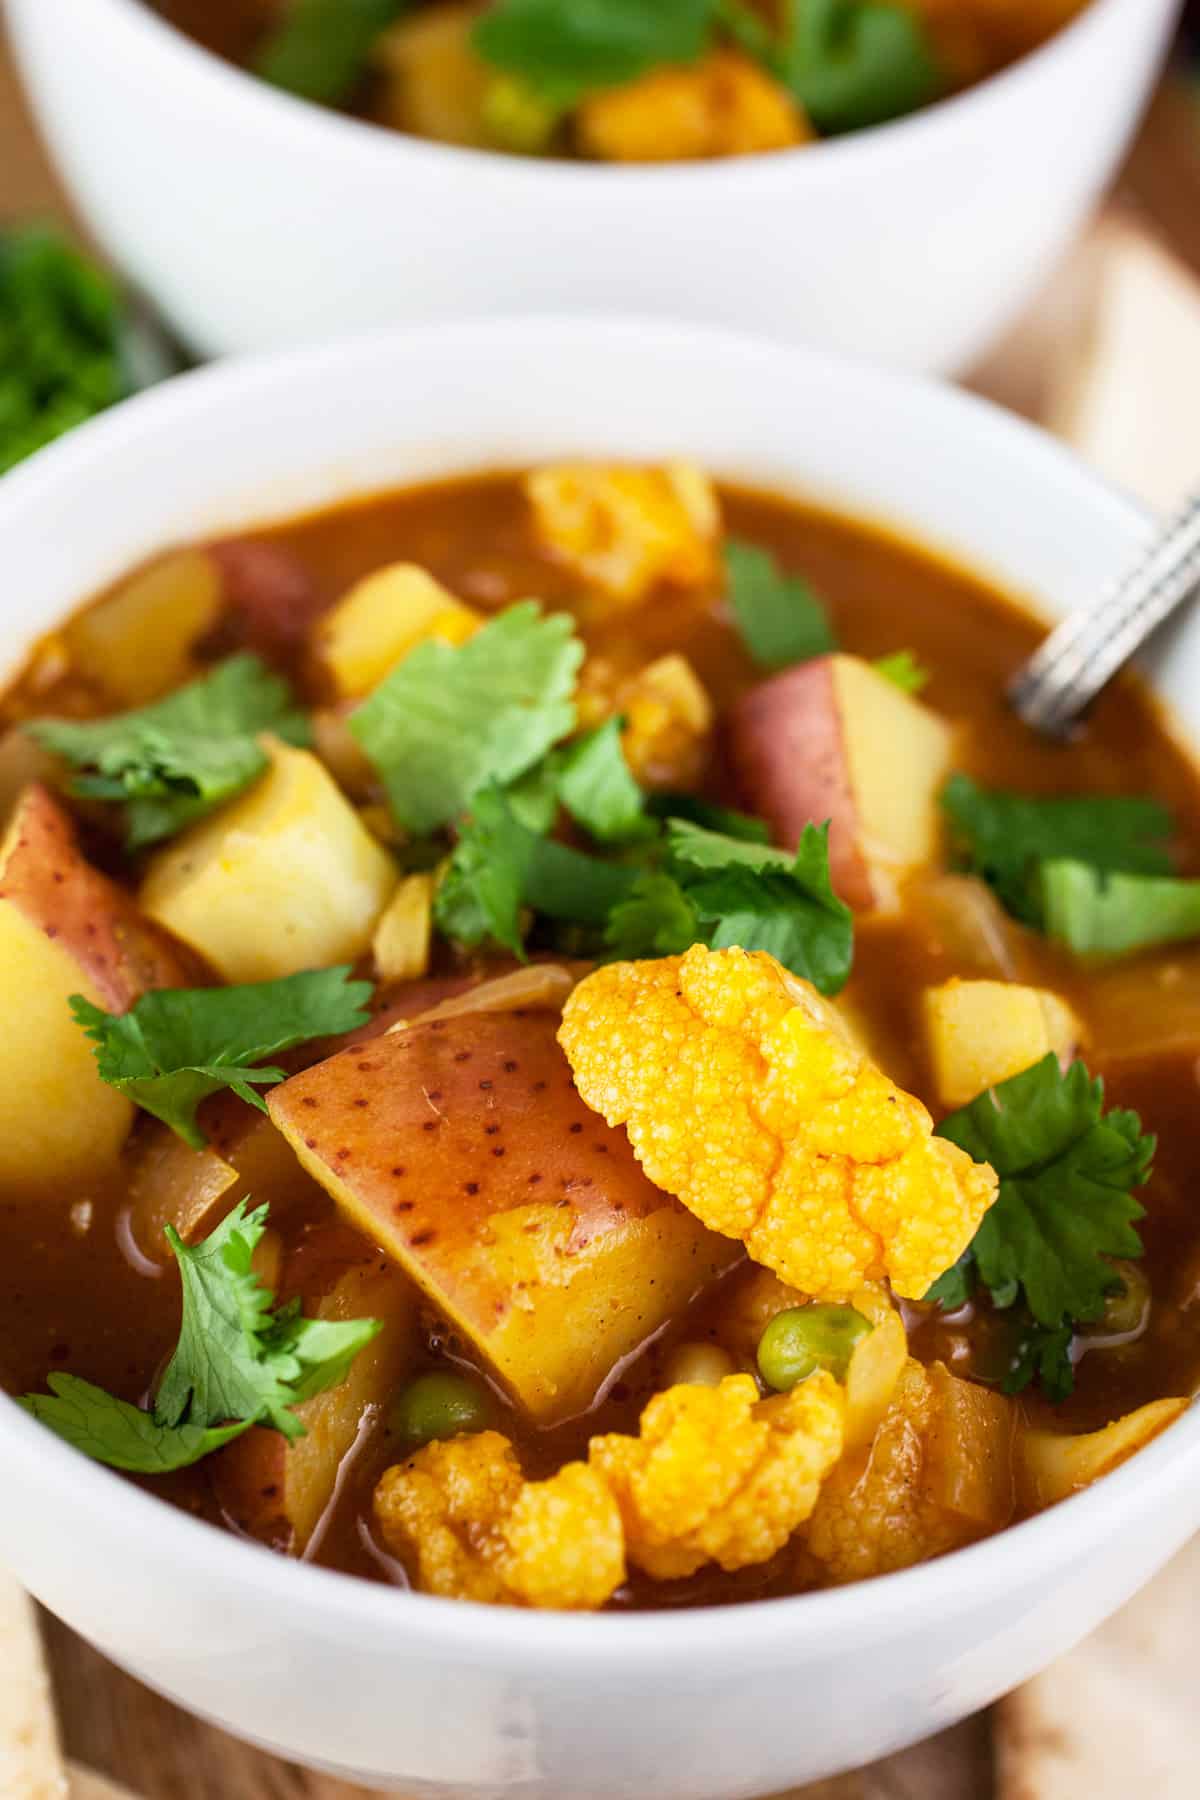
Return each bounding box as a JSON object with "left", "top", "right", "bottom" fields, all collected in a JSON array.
[
  {"left": 780, "top": 0, "right": 940, "bottom": 135},
  {"left": 941, "top": 773, "right": 1174, "bottom": 926},
  {"left": 1040, "top": 860, "right": 1200, "bottom": 957},
  {"left": 21, "top": 1200, "right": 381, "bottom": 1473},
  {"left": 29, "top": 654, "right": 310, "bottom": 849},
  {"left": 604, "top": 870, "right": 701, "bottom": 959},
  {"left": 71, "top": 967, "right": 373, "bottom": 1149},
  {"left": 254, "top": 0, "right": 407, "bottom": 105},
  {"left": 934, "top": 1055, "right": 1152, "bottom": 1332},
  {"left": 667, "top": 818, "right": 853, "bottom": 994},
  {"left": 435, "top": 783, "right": 638, "bottom": 955},
  {"left": 0, "top": 226, "right": 128, "bottom": 475},
  {"left": 474, "top": 0, "right": 718, "bottom": 106},
  {"left": 556, "top": 719, "right": 653, "bottom": 844},
  {"left": 873, "top": 649, "right": 929, "bottom": 695},
  {"left": 18, "top": 1375, "right": 252, "bottom": 1474},
  {"left": 724, "top": 538, "right": 835, "bottom": 672},
  {"left": 1006, "top": 1321, "right": 1075, "bottom": 1404},
  {"left": 350, "top": 602, "right": 582, "bottom": 835},
  {"left": 157, "top": 1202, "right": 380, "bottom": 1440},
  {"left": 648, "top": 792, "right": 770, "bottom": 842}
]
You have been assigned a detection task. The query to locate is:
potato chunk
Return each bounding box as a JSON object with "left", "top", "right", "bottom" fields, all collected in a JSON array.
[
  {"left": 1017, "top": 1397, "right": 1188, "bottom": 1511},
  {"left": 923, "top": 977, "right": 1084, "bottom": 1109},
  {"left": 269, "top": 1011, "right": 737, "bottom": 1421},
  {"left": 214, "top": 1253, "right": 420, "bottom": 1554},
  {"left": 372, "top": 2, "right": 491, "bottom": 145},
  {"left": 730, "top": 654, "right": 955, "bottom": 911},
  {"left": 576, "top": 50, "right": 810, "bottom": 163},
  {"left": 140, "top": 738, "right": 397, "bottom": 982},
  {"left": 64, "top": 550, "right": 222, "bottom": 707},
  {"left": 0, "top": 785, "right": 201, "bottom": 1193},
  {"left": 315, "top": 563, "right": 481, "bottom": 700},
  {"left": 524, "top": 461, "right": 720, "bottom": 608}
]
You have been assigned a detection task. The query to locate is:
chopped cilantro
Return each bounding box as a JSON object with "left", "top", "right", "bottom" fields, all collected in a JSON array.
[
  {"left": 71, "top": 967, "right": 373, "bottom": 1149},
  {"left": 724, "top": 538, "right": 835, "bottom": 672},
  {"left": 604, "top": 870, "right": 701, "bottom": 959},
  {"left": 1007, "top": 1321, "right": 1076, "bottom": 1405},
  {"left": 667, "top": 817, "right": 853, "bottom": 994},
  {"left": 556, "top": 719, "right": 653, "bottom": 844},
  {"left": 648, "top": 792, "right": 771, "bottom": 842},
  {"left": 350, "top": 602, "right": 582, "bottom": 835},
  {"left": 473, "top": 0, "right": 718, "bottom": 106},
  {"left": 940, "top": 773, "right": 1174, "bottom": 926},
  {"left": 873, "top": 649, "right": 929, "bottom": 695},
  {"left": 254, "top": 0, "right": 406, "bottom": 105},
  {"left": 29, "top": 654, "right": 310, "bottom": 849},
  {"left": 1040, "top": 860, "right": 1200, "bottom": 957},
  {"left": 780, "top": 0, "right": 940, "bottom": 135},
  {"left": 0, "top": 226, "right": 129, "bottom": 475},
  {"left": 930, "top": 1056, "right": 1152, "bottom": 1386},
  {"left": 21, "top": 1201, "right": 381, "bottom": 1473}
]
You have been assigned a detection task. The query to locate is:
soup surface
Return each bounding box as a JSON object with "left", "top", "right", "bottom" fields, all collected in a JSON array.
[
  {"left": 2, "top": 463, "right": 1197, "bottom": 1611},
  {"left": 150, "top": 0, "right": 1092, "bottom": 162}
]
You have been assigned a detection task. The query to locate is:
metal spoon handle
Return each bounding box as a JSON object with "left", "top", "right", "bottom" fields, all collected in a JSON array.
[{"left": 1009, "top": 489, "right": 1200, "bottom": 738}]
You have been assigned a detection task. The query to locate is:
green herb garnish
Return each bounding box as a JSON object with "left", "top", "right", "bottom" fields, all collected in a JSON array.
[
  {"left": 71, "top": 967, "right": 373, "bottom": 1149},
  {"left": 873, "top": 649, "right": 929, "bottom": 694},
  {"left": 1040, "top": 861, "right": 1200, "bottom": 957},
  {"left": 254, "top": 0, "right": 407, "bottom": 105},
  {"left": 724, "top": 538, "right": 835, "bottom": 672}
]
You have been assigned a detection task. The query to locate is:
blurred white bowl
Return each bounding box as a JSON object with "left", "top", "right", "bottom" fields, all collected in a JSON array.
[
  {"left": 4, "top": 0, "right": 1181, "bottom": 371},
  {"left": 0, "top": 317, "right": 1197, "bottom": 1797}
]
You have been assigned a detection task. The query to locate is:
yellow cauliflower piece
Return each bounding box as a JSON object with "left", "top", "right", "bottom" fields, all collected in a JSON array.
[
  {"left": 559, "top": 945, "right": 996, "bottom": 1300},
  {"left": 374, "top": 1431, "right": 624, "bottom": 1610},
  {"left": 375, "top": 1372, "right": 843, "bottom": 1606},
  {"left": 619, "top": 653, "right": 714, "bottom": 789},
  {"left": 576, "top": 50, "right": 811, "bottom": 163},
  {"left": 591, "top": 1371, "right": 843, "bottom": 1580},
  {"left": 524, "top": 461, "right": 720, "bottom": 607}
]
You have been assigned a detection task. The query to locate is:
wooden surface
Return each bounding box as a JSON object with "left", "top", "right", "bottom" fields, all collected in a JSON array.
[{"left": 3, "top": 24, "right": 1197, "bottom": 1800}]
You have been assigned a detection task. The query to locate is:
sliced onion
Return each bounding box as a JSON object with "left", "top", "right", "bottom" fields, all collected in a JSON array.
[{"left": 385, "top": 963, "right": 582, "bottom": 1034}]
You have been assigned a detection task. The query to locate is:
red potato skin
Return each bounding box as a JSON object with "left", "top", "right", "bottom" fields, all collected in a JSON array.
[
  {"left": 206, "top": 539, "right": 331, "bottom": 665},
  {"left": 727, "top": 659, "right": 876, "bottom": 911},
  {"left": 0, "top": 783, "right": 208, "bottom": 1004}
]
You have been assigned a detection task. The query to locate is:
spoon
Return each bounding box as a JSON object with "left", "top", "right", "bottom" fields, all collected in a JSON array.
[{"left": 1008, "top": 489, "right": 1200, "bottom": 738}]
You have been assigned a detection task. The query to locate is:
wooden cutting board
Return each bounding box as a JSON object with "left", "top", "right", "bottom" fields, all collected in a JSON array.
[{"left": 4, "top": 24, "right": 1198, "bottom": 1800}]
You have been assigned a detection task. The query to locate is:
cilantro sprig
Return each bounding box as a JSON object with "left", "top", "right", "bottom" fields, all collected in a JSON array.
[
  {"left": 20, "top": 1201, "right": 381, "bottom": 1473},
  {"left": 29, "top": 654, "right": 310, "bottom": 849},
  {"left": 873, "top": 649, "right": 929, "bottom": 695},
  {"left": 350, "top": 602, "right": 582, "bottom": 835},
  {"left": 928, "top": 1055, "right": 1153, "bottom": 1399},
  {"left": 72, "top": 967, "right": 373, "bottom": 1149},
  {"left": 724, "top": 538, "right": 835, "bottom": 672},
  {"left": 474, "top": 0, "right": 718, "bottom": 107},
  {"left": 1040, "top": 861, "right": 1200, "bottom": 958},
  {"left": 254, "top": 0, "right": 407, "bottom": 105},
  {"left": 941, "top": 773, "right": 1174, "bottom": 929}
]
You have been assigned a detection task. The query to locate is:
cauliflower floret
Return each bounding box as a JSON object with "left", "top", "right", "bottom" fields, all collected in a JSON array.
[
  {"left": 803, "top": 1356, "right": 1016, "bottom": 1583},
  {"left": 591, "top": 1371, "right": 843, "bottom": 1580},
  {"left": 575, "top": 651, "right": 714, "bottom": 788},
  {"left": 576, "top": 50, "right": 811, "bottom": 163},
  {"left": 524, "top": 461, "right": 720, "bottom": 608},
  {"left": 374, "top": 1431, "right": 624, "bottom": 1610},
  {"left": 559, "top": 945, "right": 997, "bottom": 1300},
  {"left": 375, "top": 1371, "right": 843, "bottom": 1606}
]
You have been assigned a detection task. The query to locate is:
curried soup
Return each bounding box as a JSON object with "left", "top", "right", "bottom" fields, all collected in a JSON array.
[
  {"left": 2, "top": 461, "right": 1197, "bottom": 1611},
  {"left": 149, "top": 0, "right": 1093, "bottom": 161}
]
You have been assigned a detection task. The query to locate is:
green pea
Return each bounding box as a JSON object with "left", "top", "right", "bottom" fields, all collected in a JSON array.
[
  {"left": 389, "top": 1371, "right": 493, "bottom": 1451},
  {"left": 757, "top": 1304, "right": 873, "bottom": 1392}
]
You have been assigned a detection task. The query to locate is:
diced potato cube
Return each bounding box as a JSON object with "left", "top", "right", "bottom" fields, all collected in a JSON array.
[
  {"left": 140, "top": 738, "right": 397, "bottom": 982},
  {"left": 269, "top": 1012, "right": 738, "bottom": 1421},
  {"left": 65, "top": 550, "right": 222, "bottom": 707},
  {"left": 844, "top": 1285, "right": 909, "bottom": 1453},
  {"left": 1017, "top": 1397, "right": 1188, "bottom": 1511},
  {"left": 525, "top": 461, "right": 720, "bottom": 607},
  {"left": 0, "top": 785, "right": 201, "bottom": 1193},
  {"left": 129, "top": 1129, "right": 240, "bottom": 1263},
  {"left": 730, "top": 653, "right": 956, "bottom": 911},
  {"left": 214, "top": 1254, "right": 421, "bottom": 1554},
  {"left": 315, "top": 563, "right": 481, "bottom": 700},
  {"left": 577, "top": 50, "right": 810, "bottom": 163},
  {"left": 923, "top": 977, "right": 1083, "bottom": 1109},
  {"left": 923, "top": 1361, "right": 1015, "bottom": 1528},
  {"left": 372, "top": 2, "right": 491, "bottom": 146},
  {"left": 619, "top": 653, "right": 713, "bottom": 788},
  {"left": 372, "top": 872, "right": 435, "bottom": 983}
]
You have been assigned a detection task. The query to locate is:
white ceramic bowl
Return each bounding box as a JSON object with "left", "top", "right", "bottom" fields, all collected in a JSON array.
[
  {"left": 4, "top": 0, "right": 1181, "bottom": 372},
  {"left": 0, "top": 319, "right": 1196, "bottom": 1797}
]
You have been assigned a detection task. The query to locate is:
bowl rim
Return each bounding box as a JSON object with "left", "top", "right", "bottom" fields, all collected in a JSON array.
[
  {"left": 0, "top": 311, "right": 1196, "bottom": 1667},
  {"left": 88, "top": 0, "right": 1155, "bottom": 186}
]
